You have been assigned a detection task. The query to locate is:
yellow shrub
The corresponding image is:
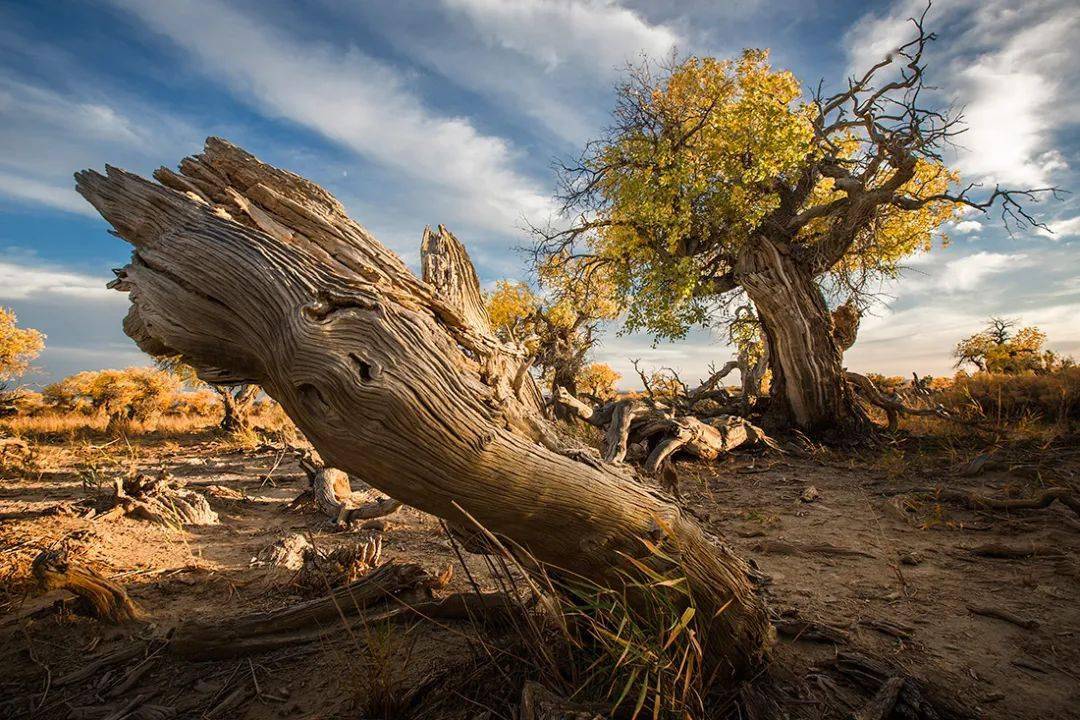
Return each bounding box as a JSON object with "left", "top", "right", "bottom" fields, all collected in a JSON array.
[{"left": 938, "top": 367, "right": 1080, "bottom": 423}]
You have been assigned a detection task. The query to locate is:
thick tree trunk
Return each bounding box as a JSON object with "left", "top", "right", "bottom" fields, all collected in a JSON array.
[
  {"left": 550, "top": 364, "right": 580, "bottom": 421},
  {"left": 736, "top": 238, "right": 864, "bottom": 436},
  {"left": 76, "top": 139, "right": 770, "bottom": 683},
  {"left": 216, "top": 384, "right": 258, "bottom": 431}
]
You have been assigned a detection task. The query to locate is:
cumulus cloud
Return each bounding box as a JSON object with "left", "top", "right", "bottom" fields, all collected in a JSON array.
[
  {"left": 951, "top": 220, "right": 982, "bottom": 235},
  {"left": 113, "top": 0, "right": 553, "bottom": 235},
  {"left": 442, "top": 0, "right": 678, "bottom": 73},
  {"left": 845, "top": 0, "right": 1078, "bottom": 187},
  {"left": 0, "top": 258, "right": 121, "bottom": 301},
  {"left": 937, "top": 251, "right": 1028, "bottom": 293},
  {"left": 1036, "top": 215, "right": 1080, "bottom": 239}
]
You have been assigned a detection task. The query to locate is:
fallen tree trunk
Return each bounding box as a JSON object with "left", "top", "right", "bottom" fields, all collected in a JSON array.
[
  {"left": 553, "top": 387, "right": 774, "bottom": 470},
  {"left": 76, "top": 139, "right": 771, "bottom": 684}
]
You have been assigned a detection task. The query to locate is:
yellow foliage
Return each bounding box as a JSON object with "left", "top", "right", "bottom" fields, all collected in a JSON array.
[
  {"left": 0, "top": 307, "right": 45, "bottom": 382},
  {"left": 571, "top": 50, "right": 960, "bottom": 340},
  {"left": 485, "top": 264, "right": 620, "bottom": 390},
  {"left": 954, "top": 319, "right": 1057, "bottom": 375},
  {"left": 577, "top": 363, "right": 621, "bottom": 400},
  {"left": 43, "top": 367, "right": 180, "bottom": 422},
  {"left": 485, "top": 280, "right": 539, "bottom": 340}
]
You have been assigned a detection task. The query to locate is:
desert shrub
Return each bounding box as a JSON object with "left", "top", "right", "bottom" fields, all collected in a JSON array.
[
  {"left": 169, "top": 389, "right": 221, "bottom": 417},
  {"left": 954, "top": 317, "right": 1071, "bottom": 376},
  {"left": 1, "top": 390, "right": 47, "bottom": 417},
  {"left": 937, "top": 367, "right": 1080, "bottom": 424},
  {"left": 864, "top": 374, "right": 906, "bottom": 394},
  {"left": 577, "top": 362, "right": 621, "bottom": 401},
  {"left": 43, "top": 367, "right": 180, "bottom": 428}
]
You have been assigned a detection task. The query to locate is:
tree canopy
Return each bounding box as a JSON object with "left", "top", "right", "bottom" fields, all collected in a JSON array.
[
  {"left": 534, "top": 6, "right": 1057, "bottom": 349},
  {"left": 485, "top": 265, "right": 619, "bottom": 395},
  {"left": 954, "top": 318, "right": 1068, "bottom": 375},
  {"left": 0, "top": 308, "right": 45, "bottom": 382},
  {"left": 539, "top": 46, "right": 969, "bottom": 341},
  {"left": 43, "top": 367, "right": 179, "bottom": 421}
]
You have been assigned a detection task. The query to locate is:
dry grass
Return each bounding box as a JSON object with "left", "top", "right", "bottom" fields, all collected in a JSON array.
[
  {"left": 939, "top": 367, "right": 1080, "bottom": 425},
  {"left": 1, "top": 412, "right": 217, "bottom": 442},
  {"left": 1, "top": 400, "right": 297, "bottom": 443},
  {"left": 439, "top": 516, "right": 720, "bottom": 720}
]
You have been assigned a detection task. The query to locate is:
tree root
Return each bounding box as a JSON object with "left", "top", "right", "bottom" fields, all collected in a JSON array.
[
  {"left": 750, "top": 539, "right": 875, "bottom": 558},
  {"left": 819, "top": 650, "right": 977, "bottom": 720},
  {"left": 170, "top": 562, "right": 511, "bottom": 660},
  {"left": 772, "top": 608, "right": 850, "bottom": 644},
  {"left": 967, "top": 604, "right": 1039, "bottom": 630},
  {"left": 968, "top": 542, "right": 1065, "bottom": 559},
  {"left": 900, "top": 486, "right": 1080, "bottom": 526},
  {"left": 933, "top": 487, "right": 1080, "bottom": 517},
  {"left": 93, "top": 472, "right": 218, "bottom": 526},
  {"left": 846, "top": 371, "right": 988, "bottom": 432},
  {"left": 854, "top": 676, "right": 905, "bottom": 720},
  {"left": 31, "top": 550, "right": 142, "bottom": 623}
]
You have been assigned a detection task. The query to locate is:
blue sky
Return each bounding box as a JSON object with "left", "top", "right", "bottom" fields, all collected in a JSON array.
[{"left": 1, "top": 0, "right": 1077, "bottom": 388}]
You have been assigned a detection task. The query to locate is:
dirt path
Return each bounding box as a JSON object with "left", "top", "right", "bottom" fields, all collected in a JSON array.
[{"left": 1, "top": 436, "right": 1078, "bottom": 718}]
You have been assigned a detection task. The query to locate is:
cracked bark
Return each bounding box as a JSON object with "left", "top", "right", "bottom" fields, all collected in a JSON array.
[{"left": 76, "top": 138, "right": 771, "bottom": 684}]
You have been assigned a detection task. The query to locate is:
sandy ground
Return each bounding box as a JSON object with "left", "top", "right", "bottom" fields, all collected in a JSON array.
[{"left": 1, "top": 431, "right": 1077, "bottom": 719}]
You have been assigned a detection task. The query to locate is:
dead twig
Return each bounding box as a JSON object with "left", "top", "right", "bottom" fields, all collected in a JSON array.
[{"left": 967, "top": 605, "right": 1039, "bottom": 631}]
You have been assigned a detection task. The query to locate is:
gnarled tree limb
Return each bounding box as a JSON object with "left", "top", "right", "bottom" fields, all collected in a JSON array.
[{"left": 76, "top": 138, "right": 771, "bottom": 683}]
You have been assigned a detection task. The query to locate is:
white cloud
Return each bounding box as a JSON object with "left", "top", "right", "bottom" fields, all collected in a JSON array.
[
  {"left": 321, "top": 0, "right": 682, "bottom": 145},
  {"left": 442, "top": 0, "right": 678, "bottom": 73},
  {"left": 0, "top": 258, "right": 122, "bottom": 302},
  {"left": 0, "top": 257, "right": 138, "bottom": 384},
  {"left": 0, "top": 74, "right": 198, "bottom": 216},
  {"left": 0, "top": 172, "right": 97, "bottom": 217},
  {"left": 1036, "top": 215, "right": 1080, "bottom": 239},
  {"left": 951, "top": 220, "right": 982, "bottom": 234},
  {"left": 846, "top": 299, "right": 1080, "bottom": 376},
  {"left": 113, "top": 0, "right": 553, "bottom": 235},
  {"left": 845, "top": 0, "right": 1078, "bottom": 187},
  {"left": 938, "top": 251, "right": 1027, "bottom": 293}
]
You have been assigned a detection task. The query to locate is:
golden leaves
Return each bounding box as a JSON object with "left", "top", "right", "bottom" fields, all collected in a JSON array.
[{"left": 0, "top": 307, "right": 45, "bottom": 381}]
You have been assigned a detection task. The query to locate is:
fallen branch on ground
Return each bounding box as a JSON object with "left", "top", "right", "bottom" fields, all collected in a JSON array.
[
  {"left": 967, "top": 604, "right": 1039, "bottom": 630},
  {"left": 926, "top": 487, "right": 1080, "bottom": 518},
  {"left": 846, "top": 371, "right": 990, "bottom": 432},
  {"left": 553, "top": 386, "right": 776, "bottom": 470},
  {"left": 32, "top": 550, "right": 141, "bottom": 623},
  {"left": 92, "top": 471, "right": 218, "bottom": 526},
  {"left": 170, "top": 562, "right": 509, "bottom": 659},
  {"left": 819, "top": 650, "right": 977, "bottom": 720}
]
